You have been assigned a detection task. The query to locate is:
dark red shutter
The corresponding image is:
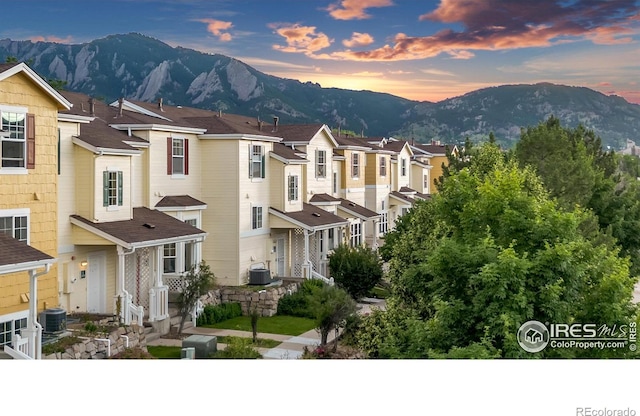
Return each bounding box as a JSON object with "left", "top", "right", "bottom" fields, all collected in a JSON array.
[
  {"left": 26, "top": 113, "right": 35, "bottom": 169},
  {"left": 167, "top": 137, "right": 172, "bottom": 175},
  {"left": 184, "top": 138, "right": 189, "bottom": 175}
]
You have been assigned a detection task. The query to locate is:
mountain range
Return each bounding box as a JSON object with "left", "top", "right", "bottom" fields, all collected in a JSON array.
[{"left": 1, "top": 33, "right": 639, "bottom": 149}]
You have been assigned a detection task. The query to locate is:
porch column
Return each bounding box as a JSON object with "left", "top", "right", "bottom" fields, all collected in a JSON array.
[
  {"left": 22, "top": 264, "right": 51, "bottom": 359},
  {"left": 155, "top": 245, "right": 163, "bottom": 286},
  {"left": 302, "top": 229, "right": 311, "bottom": 278}
]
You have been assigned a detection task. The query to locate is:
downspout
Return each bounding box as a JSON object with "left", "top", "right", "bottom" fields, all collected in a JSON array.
[{"left": 28, "top": 263, "right": 52, "bottom": 360}]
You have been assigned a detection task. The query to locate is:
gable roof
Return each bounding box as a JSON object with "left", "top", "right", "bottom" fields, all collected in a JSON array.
[
  {"left": 269, "top": 204, "right": 349, "bottom": 232},
  {"left": 338, "top": 199, "right": 380, "bottom": 220},
  {"left": 270, "top": 143, "right": 308, "bottom": 164},
  {"left": 0, "top": 233, "right": 55, "bottom": 274},
  {"left": 0, "top": 62, "right": 71, "bottom": 110},
  {"left": 70, "top": 207, "right": 207, "bottom": 249},
  {"left": 390, "top": 191, "right": 415, "bottom": 206},
  {"left": 277, "top": 124, "right": 338, "bottom": 147},
  {"left": 155, "top": 195, "right": 207, "bottom": 210}
]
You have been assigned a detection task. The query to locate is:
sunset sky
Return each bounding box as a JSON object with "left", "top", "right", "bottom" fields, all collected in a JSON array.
[{"left": 4, "top": 0, "right": 640, "bottom": 103}]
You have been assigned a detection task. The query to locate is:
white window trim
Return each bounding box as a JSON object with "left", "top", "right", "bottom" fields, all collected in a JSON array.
[
  {"left": 316, "top": 149, "right": 327, "bottom": 179},
  {"left": 172, "top": 137, "right": 185, "bottom": 176},
  {"left": 380, "top": 156, "right": 387, "bottom": 177},
  {"left": 0, "top": 207, "right": 30, "bottom": 244},
  {"left": 0, "top": 310, "right": 28, "bottom": 347},
  {"left": 351, "top": 153, "right": 360, "bottom": 179},
  {"left": 401, "top": 158, "right": 407, "bottom": 177},
  {"left": 288, "top": 175, "right": 299, "bottom": 202},
  {"left": 249, "top": 144, "right": 265, "bottom": 181},
  {"left": 252, "top": 206, "right": 264, "bottom": 230},
  {"left": 0, "top": 105, "right": 29, "bottom": 174},
  {"left": 105, "top": 169, "right": 121, "bottom": 211}
]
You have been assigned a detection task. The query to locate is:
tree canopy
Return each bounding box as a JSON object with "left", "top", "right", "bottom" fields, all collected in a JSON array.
[{"left": 361, "top": 141, "right": 638, "bottom": 358}]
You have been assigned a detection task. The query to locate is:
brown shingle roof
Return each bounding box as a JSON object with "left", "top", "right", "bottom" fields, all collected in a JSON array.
[
  {"left": 75, "top": 120, "right": 139, "bottom": 151},
  {"left": 270, "top": 204, "right": 348, "bottom": 230},
  {"left": 0, "top": 233, "right": 53, "bottom": 269},
  {"left": 70, "top": 207, "right": 206, "bottom": 248},
  {"left": 390, "top": 191, "right": 415, "bottom": 205},
  {"left": 276, "top": 124, "right": 324, "bottom": 144},
  {"left": 309, "top": 193, "right": 341, "bottom": 204},
  {"left": 414, "top": 143, "right": 448, "bottom": 155},
  {"left": 338, "top": 199, "right": 379, "bottom": 220},
  {"left": 382, "top": 140, "right": 410, "bottom": 153},
  {"left": 334, "top": 135, "right": 371, "bottom": 149},
  {"left": 155, "top": 195, "right": 207, "bottom": 208},
  {"left": 271, "top": 143, "right": 307, "bottom": 162}
]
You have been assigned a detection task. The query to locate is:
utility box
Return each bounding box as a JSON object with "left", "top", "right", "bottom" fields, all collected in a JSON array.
[
  {"left": 249, "top": 268, "right": 271, "bottom": 285},
  {"left": 181, "top": 347, "right": 195, "bottom": 359},
  {"left": 182, "top": 335, "right": 217, "bottom": 358}
]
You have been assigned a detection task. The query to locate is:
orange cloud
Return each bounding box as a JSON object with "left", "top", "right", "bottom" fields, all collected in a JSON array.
[
  {"left": 343, "top": 32, "right": 375, "bottom": 47},
  {"left": 271, "top": 24, "right": 333, "bottom": 55},
  {"left": 29, "top": 35, "right": 73, "bottom": 44},
  {"left": 274, "top": 0, "right": 640, "bottom": 62},
  {"left": 197, "top": 18, "right": 233, "bottom": 41},
  {"left": 327, "top": 0, "right": 394, "bottom": 20}
]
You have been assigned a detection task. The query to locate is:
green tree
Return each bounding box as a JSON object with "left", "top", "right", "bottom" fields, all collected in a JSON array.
[
  {"left": 361, "top": 143, "right": 638, "bottom": 358},
  {"left": 309, "top": 284, "right": 357, "bottom": 350},
  {"left": 514, "top": 117, "right": 640, "bottom": 275},
  {"left": 176, "top": 261, "right": 216, "bottom": 334},
  {"left": 328, "top": 243, "right": 383, "bottom": 300}
]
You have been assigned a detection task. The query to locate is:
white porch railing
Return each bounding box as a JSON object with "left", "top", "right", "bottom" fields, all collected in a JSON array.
[
  {"left": 4, "top": 334, "right": 32, "bottom": 360},
  {"left": 115, "top": 290, "right": 144, "bottom": 326},
  {"left": 310, "top": 269, "right": 334, "bottom": 286},
  {"left": 149, "top": 285, "right": 169, "bottom": 322}
]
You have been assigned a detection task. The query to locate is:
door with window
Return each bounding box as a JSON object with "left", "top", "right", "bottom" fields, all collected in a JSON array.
[
  {"left": 86, "top": 252, "right": 107, "bottom": 313},
  {"left": 275, "top": 238, "right": 285, "bottom": 277}
]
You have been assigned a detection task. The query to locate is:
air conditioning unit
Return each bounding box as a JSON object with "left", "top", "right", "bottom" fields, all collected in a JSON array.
[
  {"left": 40, "top": 308, "right": 67, "bottom": 333},
  {"left": 249, "top": 269, "right": 271, "bottom": 285}
]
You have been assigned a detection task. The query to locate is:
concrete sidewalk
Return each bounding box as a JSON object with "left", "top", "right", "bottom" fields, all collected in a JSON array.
[{"left": 147, "top": 298, "right": 386, "bottom": 359}]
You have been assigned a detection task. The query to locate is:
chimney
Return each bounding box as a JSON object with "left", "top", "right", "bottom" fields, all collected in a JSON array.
[
  {"left": 273, "top": 116, "right": 279, "bottom": 132},
  {"left": 411, "top": 137, "right": 415, "bottom": 146},
  {"left": 158, "top": 97, "right": 163, "bottom": 112},
  {"left": 89, "top": 97, "right": 95, "bottom": 117},
  {"left": 218, "top": 109, "right": 222, "bottom": 118},
  {"left": 118, "top": 97, "right": 124, "bottom": 117},
  {"left": 257, "top": 117, "right": 263, "bottom": 131}
]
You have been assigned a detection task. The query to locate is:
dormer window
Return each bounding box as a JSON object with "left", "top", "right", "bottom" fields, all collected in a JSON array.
[
  {"left": 103, "top": 170, "right": 123, "bottom": 208},
  {"left": 351, "top": 153, "right": 360, "bottom": 178},
  {"left": 316, "top": 150, "right": 326, "bottom": 178},
  {"left": 249, "top": 144, "right": 265, "bottom": 179},
  {"left": 379, "top": 156, "right": 387, "bottom": 177}
]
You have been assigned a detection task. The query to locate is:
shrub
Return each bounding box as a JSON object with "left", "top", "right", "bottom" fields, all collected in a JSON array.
[
  {"left": 212, "top": 337, "right": 261, "bottom": 359},
  {"left": 277, "top": 279, "right": 325, "bottom": 318},
  {"left": 197, "top": 302, "right": 242, "bottom": 326},
  {"left": 328, "top": 244, "right": 383, "bottom": 300}
]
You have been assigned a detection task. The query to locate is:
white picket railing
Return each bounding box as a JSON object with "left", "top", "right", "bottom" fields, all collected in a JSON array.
[
  {"left": 149, "top": 285, "right": 169, "bottom": 322},
  {"left": 115, "top": 290, "right": 144, "bottom": 326},
  {"left": 191, "top": 299, "right": 204, "bottom": 327},
  {"left": 310, "top": 269, "right": 334, "bottom": 286},
  {"left": 4, "top": 334, "right": 32, "bottom": 360}
]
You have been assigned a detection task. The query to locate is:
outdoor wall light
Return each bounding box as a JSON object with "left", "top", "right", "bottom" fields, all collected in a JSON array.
[{"left": 80, "top": 260, "right": 88, "bottom": 267}]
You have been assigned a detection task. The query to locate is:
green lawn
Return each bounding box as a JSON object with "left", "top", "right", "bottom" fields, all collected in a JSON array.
[
  {"left": 205, "top": 315, "right": 316, "bottom": 336},
  {"left": 146, "top": 336, "right": 281, "bottom": 359}
]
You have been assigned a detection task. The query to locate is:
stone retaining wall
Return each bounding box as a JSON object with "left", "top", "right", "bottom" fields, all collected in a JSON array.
[
  {"left": 197, "top": 282, "right": 301, "bottom": 317},
  {"left": 43, "top": 324, "right": 146, "bottom": 360}
]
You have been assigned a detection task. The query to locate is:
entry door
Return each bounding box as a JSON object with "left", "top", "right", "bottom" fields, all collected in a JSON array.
[
  {"left": 86, "top": 252, "right": 107, "bottom": 313},
  {"left": 276, "top": 238, "right": 285, "bottom": 277}
]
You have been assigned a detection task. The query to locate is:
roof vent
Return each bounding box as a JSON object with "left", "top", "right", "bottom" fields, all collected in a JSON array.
[
  {"left": 143, "top": 223, "right": 156, "bottom": 229},
  {"left": 312, "top": 212, "right": 321, "bottom": 217}
]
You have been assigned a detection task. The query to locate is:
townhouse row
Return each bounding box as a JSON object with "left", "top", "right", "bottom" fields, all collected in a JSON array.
[{"left": 0, "top": 62, "right": 452, "bottom": 357}]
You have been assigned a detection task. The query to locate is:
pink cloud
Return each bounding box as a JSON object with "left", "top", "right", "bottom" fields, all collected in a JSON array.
[
  {"left": 275, "top": 0, "right": 640, "bottom": 62},
  {"left": 197, "top": 18, "right": 233, "bottom": 42},
  {"left": 326, "top": 0, "right": 394, "bottom": 20},
  {"left": 271, "top": 24, "right": 333, "bottom": 55},
  {"left": 29, "top": 35, "right": 73, "bottom": 44},
  {"left": 343, "top": 32, "right": 375, "bottom": 47}
]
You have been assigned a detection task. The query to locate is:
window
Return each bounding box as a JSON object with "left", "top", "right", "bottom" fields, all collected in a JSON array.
[
  {"left": 0, "top": 210, "right": 29, "bottom": 243},
  {"left": 249, "top": 144, "right": 265, "bottom": 179},
  {"left": 379, "top": 156, "right": 387, "bottom": 177},
  {"left": 0, "top": 316, "right": 27, "bottom": 346},
  {"left": 316, "top": 150, "right": 326, "bottom": 178},
  {"left": 351, "top": 153, "right": 360, "bottom": 178},
  {"left": 401, "top": 158, "right": 407, "bottom": 176},
  {"left": 424, "top": 174, "right": 430, "bottom": 192},
  {"left": 328, "top": 228, "right": 335, "bottom": 250},
  {"left": 379, "top": 201, "right": 388, "bottom": 235},
  {"left": 332, "top": 172, "right": 338, "bottom": 194},
  {"left": 163, "top": 243, "right": 177, "bottom": 273},
  {"left": 252, "top": 206, "right": 263, "bottom": 229},
  {"left": 288, "top": 175, "right": 299, "bottom": 201},
  {"left": 102, "top": 170, "right": 123, "bottom": 207},
  {"left": 350, "top": 222, "right": 361, "bottom": 247},
  {"left": 1, "top": 109, "right": 32, "bottom": 169},
  {"left": 167, "top": 137, "right": 188, "bottom": 175}
]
